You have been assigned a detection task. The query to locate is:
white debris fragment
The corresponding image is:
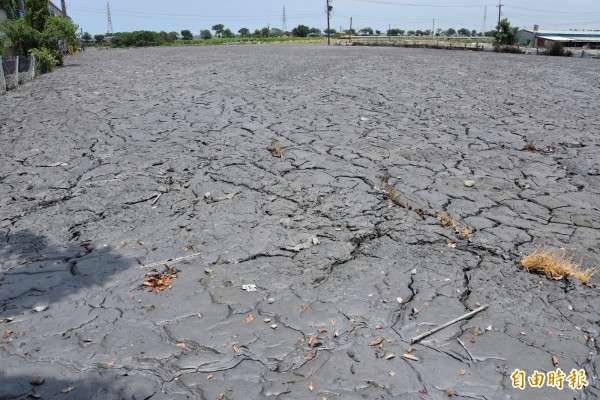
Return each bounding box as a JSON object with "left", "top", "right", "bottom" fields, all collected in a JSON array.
[
  {"left": 485, "top": 325, "right": 492, "bottom": 331},
  {"left": 410, "top": 269, "right": 417, "bottom": 275},
  {"left": 464, "top": 180, "right": 475, "bottom": 187},
  {"left": 33, "top": 304, "right": 48, "bottom": 312},
  {"left": 241, "top": 284, "right": 257, "bottom": 292},
  {"left": 312, "top": 237, "right": 320, "bottom": 245}
]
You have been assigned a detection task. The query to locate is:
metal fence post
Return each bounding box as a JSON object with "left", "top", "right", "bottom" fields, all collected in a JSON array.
[
  {"left": 0, "top": 57, "right": 6, "bottom": 94},
  {"left": 15, "top": 56, "right": 19, "bottom": 85}
]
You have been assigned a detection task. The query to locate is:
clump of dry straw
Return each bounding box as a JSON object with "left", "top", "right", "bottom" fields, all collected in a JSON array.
[{"left": 521, "top": 247, "right": 595, "bottom": 284}]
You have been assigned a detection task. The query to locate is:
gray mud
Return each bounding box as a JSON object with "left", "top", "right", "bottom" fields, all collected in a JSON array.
[{"left": 1, "top": 44, "right": 599, "bottom": 400}]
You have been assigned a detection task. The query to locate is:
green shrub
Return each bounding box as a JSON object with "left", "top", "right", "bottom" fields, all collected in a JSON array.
[
  {"left": 545, "top": 42, "right": 572, "bottom": 57},
  {"left": 494, "top": 45, "right": 523, "bottom": 54},
  {"left": 30, "top": 47, "right": 61, "bottom": 74}
]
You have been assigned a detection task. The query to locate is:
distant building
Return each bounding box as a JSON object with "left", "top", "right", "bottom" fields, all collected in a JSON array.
[
  {"left": 516, "top": 29, "right": 600, "bottom": 48},
  {"left": 0, "top": 0, "right": 65, "bottom": 23}
]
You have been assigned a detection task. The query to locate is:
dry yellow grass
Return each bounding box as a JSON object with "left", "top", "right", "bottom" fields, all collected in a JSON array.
[
  {"left": 385, "top": 186, "right": 411, "bottom": 209},
  {"left": 521, "top": 248, "right": 595, "bottom": 284},
  {"left": 267, "top": 141, "right": 284, "bottom": 158},
  {"left": 436, "top": 212, "right": 459, "bottom": 230},
  {"left": 523, "top": 141, "right": 537, "bottom": 151}
]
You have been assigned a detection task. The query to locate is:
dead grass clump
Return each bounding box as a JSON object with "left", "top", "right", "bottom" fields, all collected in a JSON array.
[
  {"left": 461, "top": 227, "right": 472, "bottom": 238},
  {"left": 385, "top": 186, "right": 411, "bottom": 210},
  {"left": 523, "top": 141, "right": 537, "bottom": 151},
  {"left": 267, "top": 141, "right": 284, "bottom": 158},
  {"left": 436, "top": 212, "right": 459, "bottom": 231},
  {"left": 521, "top": 248, "right": 595, "bottom": 284},
  {"left": 379, "top": 170, "right": 390, "bottom": 183}
]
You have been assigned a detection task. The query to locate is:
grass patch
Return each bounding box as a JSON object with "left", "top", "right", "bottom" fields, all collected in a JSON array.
[
  {"left": 494, "top": 45, "right": 524, "bottom": 54},
  {"left": 521, "top": 248, "right": 595, "bottom": 283},
  {"left": 384, "top": 186, "right": 411, "bottom": 210},
  {"left": 523, "top": 141, "right": 537, "bottom": 151},
  {"left": 437, "top": 212, "right": 459, "bottom": 230},
  {"left": 267, "top": 141, "right": 284, "bottom": 158}
]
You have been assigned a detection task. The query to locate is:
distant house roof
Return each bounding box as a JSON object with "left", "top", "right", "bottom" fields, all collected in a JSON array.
[
  {"left": 519, "top": 29, "right": 600, "bottom": 37},
  {"left": 537, "top": 35, "right": 600, "bottom": 43}
]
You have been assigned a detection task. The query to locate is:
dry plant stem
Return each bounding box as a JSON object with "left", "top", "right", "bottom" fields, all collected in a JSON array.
[{"left": 410, "top": 304, "right": 490, "bottom": 344}]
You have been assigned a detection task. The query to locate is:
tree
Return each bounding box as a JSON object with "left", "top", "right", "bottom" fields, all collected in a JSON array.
[
  {"left": 212, "top": 24, "right": 224, "bottom": 37},
  {"left": 238, "top": 27, "right": 250, "bottom": 36},
  {"left": 324, "top": 28, "right": 337, "bottom": 35},
  {"left": 387, "top": 28, "right": 404, "bottom": 36},
  {"left": 309, "top": 27, "right": 322, "bottom": 36},
  {"left": 200, "top": 29, "right": 212, "bottom": 39},
  {"left": 344, "top": 28, "right": 356, "bottom": 35},
  {"left": 168, "top": 31, "right": 178, "bottom": 42},
  {"left": 270, "top": 28, "right": 284, "bottom": 37},
  {"left": 445, "top": 28, "right": 456, "bottom": 36},
  {"left": 180, "top": 29, "right": 193, "bottom": 40},
  {"left": 25, "top": 0, "right": 49, "bottom": 31},
  {"left": 358, "top": 27, "right": 374, "bottom": 36},
  {"left": 222, "top": 28, "right": 234, "bottom": 38},
  {"left": 435, "top": 28, "right": 442, "bottom": 36},
  {"left": 45, "top": 16, "right": 78, "bottom": 46},
  {"left": 457, "top": 28, "right": 470, "bottom": 36},
  {"left": 94, "top": 34, "right": 105, "bottom": 43},
  {"left": 406, "top": 30, "right": 416, "bottom": 36},
  {"left": 471, "top": 29, "right": 477, "bottom": 36},
  {"left": 292, "top": 24, "right": 310, "bottom": 37},
  {"left": 375, "top": 30, "right": 381, "bottom": 35},
  {"left": 82, "top": 32, "right": 92, "bottom": 43},
  {"left": 3, "top": 0, "right": 20, "bottom": 19},
  {"left": 493, "top": 18, "right": 518, "bottom": 45}
]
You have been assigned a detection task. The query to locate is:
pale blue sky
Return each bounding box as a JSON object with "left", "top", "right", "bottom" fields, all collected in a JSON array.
[{"left": 65, "top": 0, "right": 600, "bottom": 35}]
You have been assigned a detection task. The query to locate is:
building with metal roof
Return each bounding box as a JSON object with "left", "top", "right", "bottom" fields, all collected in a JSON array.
[{"left": 516, "top": 29, "right": 600, "bottom": 48}]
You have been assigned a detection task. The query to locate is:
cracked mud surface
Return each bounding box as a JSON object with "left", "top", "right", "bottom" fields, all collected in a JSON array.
[{"left": 1, "top": 44, "right": 599, "bottom": 400}]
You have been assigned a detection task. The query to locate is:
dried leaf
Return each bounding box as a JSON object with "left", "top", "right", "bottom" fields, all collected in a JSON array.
[
  {"left": 207, "top": 374, "right": 213, "bottom": 380},
  {"left": 308, "top": 382, "right": 314, "bottom": 391},
  {"left": 385, "top": 353, "right": 395, "bottom": 360},
  {"left": 459, "top": 369, "right": 466, "bottom": 376},
  {"left": 369, "top": 337, "right": 385, "bottom": 346},
  {"left": 388, "top": 371, "right": 396, "bottom": 377},
  {"left": 419, "top": 389, "right": 428, "bottom": 394},
  {"left": 105, "top": 361, "right": 115, "bottom": 367},
  {"left": 396, "top": 297, "right": 403, "bottom": 304},
  {"left": 233, "top": 344, "right": 240, "bottom": 353},
  {"left": 120, "top": 240, "right": 127, "bottom": 247},
  {"left": 61, "top": 386, "right": 75, "bottom": 393},
  {"left": 176, "top": 343, "right": 186, "bottom": 348},
  {"left": 303, "top": 352, "right": 315, "bottom": 360},
  {"left": 137, "top": 240, "right": 144, "bottom": 246},
  {"left": 552, "top": 355, "right": 559, "bottom": 366},
  {"left": 445, "top": 389, "right": 455, "bottom": 397},
  {"left": 375, "top": 325, "right": 382, "bottom": 330},
  {"left": 402, "top": 353, "right": 419, "bottom": 361},
  {"left": 129, "top": 292, "right": 134, "bottom": 300},
  {"left": 301, "top": 303, "right": 308, "bottom": 311},
  {"left": 2, "top": 330, "right": 12, "bottom": 339},
  {"left": 448, "top": 242, "right": 457, "bottom": 249},
  {"left": 217, "top": 393, "right": 225, "bottom": 400},
  {"left": 33, "top": 304, "right": 48, "bottom": 312},
  {"left": 245, "top": 314, "right": 254, "bottom": 324}
]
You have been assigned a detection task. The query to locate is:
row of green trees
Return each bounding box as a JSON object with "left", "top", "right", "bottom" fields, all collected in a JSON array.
[{"left": 0, "top": 0, "right": 78, "bottom": 73}]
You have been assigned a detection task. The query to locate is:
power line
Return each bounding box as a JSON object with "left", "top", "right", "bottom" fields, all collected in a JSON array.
[{"left": 353, "top": 0, "right": 492, "bottom": 8}]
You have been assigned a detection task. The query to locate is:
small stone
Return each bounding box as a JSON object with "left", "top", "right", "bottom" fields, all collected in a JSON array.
[
  {"left": 267, "top": 298, "right": 275, "bottom": 304},
  {"left": 464, "top": 180, "right": 475, "bottom": 188},
  {"left": 30, "top": 375, "right": 44, "bottom": 385},
  {"left": 485, "top": 325, "right": 492, "bottom": 331},
  {"left": 203, "top": 192, "right": 212, "bottom": 199},
  {"left": 186, "top": 226, "right": 192, "bottom": 232},
  {"left": 270, "top": 324, "right": 278, "bottom": 329},
  {"left": 264, "top": 318, "right": 271, "bottom": 323},
  {"left": 312, "top": 237, "right": 320, "bottom": 245},
  {"left": 410, "top": 269, "right": 417, "bottom": 275}
]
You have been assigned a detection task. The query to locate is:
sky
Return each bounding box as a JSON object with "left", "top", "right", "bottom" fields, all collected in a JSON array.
[{"left": 63, "top": 0, "right": 600, "bottom": 35}]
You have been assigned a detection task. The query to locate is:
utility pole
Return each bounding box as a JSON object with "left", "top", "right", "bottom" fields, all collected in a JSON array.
[
  {"left": 349, "top": 17, "right": 352, "bottom": 42},
  {"left": 496, "top": 0, "right": 503, "bottom": 27},
  {"left": 482, "top": 6, "right": 487, "bottom": 36},
  {"left": 60, "top": 0, "right": 67, "bottom": 18},
  {"left": 326, "top": 0, "right": 332, "bottom": 45},
  {"left": 432, "top": 18, "right": 435, "bottom": 38},
  {"left": 388, "top": 23, "right": 391, "bottom": 41},
  {"left": 282, "top": 6, "right": 287, "bottom": 35}
]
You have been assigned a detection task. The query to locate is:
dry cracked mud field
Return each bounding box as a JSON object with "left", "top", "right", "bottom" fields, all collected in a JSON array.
[{"left": 1, "top": 44, "right": 599, "bottom": 400}]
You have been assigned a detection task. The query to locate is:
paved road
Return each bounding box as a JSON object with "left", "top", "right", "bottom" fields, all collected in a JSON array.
[{"left": 1, "top": 44, "right": 599, "bottom": 399}]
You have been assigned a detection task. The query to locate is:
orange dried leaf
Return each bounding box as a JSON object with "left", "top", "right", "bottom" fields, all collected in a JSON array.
[
  {"left": 445, "top": 389, "right": 456, "bottom": 397},
  {"left": 176, "top": 343, "right": 186, "bottom": 348},
  {"left": 301, "top": 303, "right": 308, "bottom": 311},
  {"left": 2, "top": 330, "right": 12, "bottom": 339},
  {"left": 233, "top": 344, "right": 240, "bottom": 353},
  {"left": 303, "top": 352, "right": 315, "bottom": 360},
  {"left": 106, "top": 361, "right": 115, "bottom": 367},
  {"left": 369, "top": 337, "right": 385, "bottom": 346},
  {"left": 552, "top": 355, "right": 559, "bottom": 366},
  {"left": 459, "top": 369, "right": 466, "bottom": 376},
  {"left": 245, "top": 314, "right": 254, "bottom": 324},
  {"left": 308, "top": 382, "right": 314, "bottom": 391},
  {"left": 207, "top": 373, "right": 213, "bottom": 380},
  {"left": 120, "top": 240, "right": 127, "bottom": 247},
  {"left": 217, "top": 393, "right": 225, "bottom": 400}
]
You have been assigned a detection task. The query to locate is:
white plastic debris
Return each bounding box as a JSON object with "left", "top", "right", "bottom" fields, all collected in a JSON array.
[
  {"left": 464, "top": 180, "right": 475, "bottom": 187},
  {"left": 33, "top": 304, "right": 48, "bottom": 312},
  {"left": 241, "top": 284, "right": 257, "bottom": 292}
]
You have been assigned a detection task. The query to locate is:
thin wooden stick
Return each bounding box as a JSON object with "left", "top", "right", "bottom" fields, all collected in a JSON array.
[
  {"left": 141, "top": 252, "right": 202, "bottom": 269},
  {"left": 151, "top": 193, "right": 162, "bottom": 206},
  {"left": 410, "top": 304, "right": 489, "bottom": 344}
]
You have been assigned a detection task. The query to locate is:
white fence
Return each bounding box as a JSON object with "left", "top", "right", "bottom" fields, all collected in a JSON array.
[{"left": 0, "top": 55, "right": 36, "bottom": 94}]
